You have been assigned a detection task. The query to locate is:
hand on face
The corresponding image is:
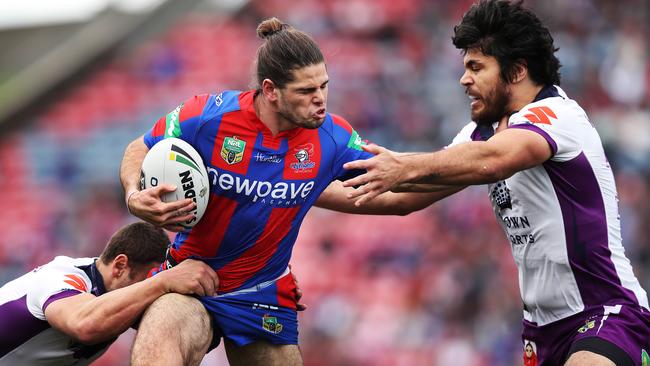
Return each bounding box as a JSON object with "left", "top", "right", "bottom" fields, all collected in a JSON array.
[
  {"left": 127, "top": 185, "right": 196, "bottom": 232},
  {"left": 341, "top": 144, "right": 406, "bottom": 206}
]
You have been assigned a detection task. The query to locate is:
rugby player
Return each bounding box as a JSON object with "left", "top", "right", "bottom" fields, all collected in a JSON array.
[
  {"left": 120, "top": 17, "right": 444, "bottom": 366},
  {"left": 0, "top": 222, "right": 219, "bottom": 365},
  {"left": 342, "top": 1, "right": 650, "bottom": 365}
]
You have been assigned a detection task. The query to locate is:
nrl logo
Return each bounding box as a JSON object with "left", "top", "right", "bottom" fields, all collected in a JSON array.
[
  {"left": 220, "top": 136, "right": 246, "bottom": 165},
  {"left": 262, "top": 314, "right": 283, "bottom": 334}
]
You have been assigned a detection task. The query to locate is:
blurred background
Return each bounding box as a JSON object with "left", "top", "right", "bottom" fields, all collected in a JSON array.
[{"left": 0, "top": 0, "right": 648, "bottom": 365}]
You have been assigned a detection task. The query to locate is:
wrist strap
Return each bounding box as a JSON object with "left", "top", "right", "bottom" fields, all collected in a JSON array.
[{"left": 126, "top": 191, "right": 137, "bottom": 214}]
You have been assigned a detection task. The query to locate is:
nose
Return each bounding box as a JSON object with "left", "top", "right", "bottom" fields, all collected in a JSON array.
[
  {"left": 313, "top": 89, "right": 325, "bottom": 105},
  {"left": 460, "top": 70, "right": 472, "bottom": 87}
]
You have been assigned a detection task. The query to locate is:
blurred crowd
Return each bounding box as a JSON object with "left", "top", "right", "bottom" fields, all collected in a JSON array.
[{"left": 0, "top": 0, "right": 648, "bottom": 365}]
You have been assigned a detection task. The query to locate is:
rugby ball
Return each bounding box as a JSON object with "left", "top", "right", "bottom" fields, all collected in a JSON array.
[{"left": 140, "top": 138, "right": 210, "bottom": 229}]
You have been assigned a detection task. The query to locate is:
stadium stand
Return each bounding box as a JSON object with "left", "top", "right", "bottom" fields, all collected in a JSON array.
[{"left": 0, "top": 0, "right": 648, "bottom": 364}]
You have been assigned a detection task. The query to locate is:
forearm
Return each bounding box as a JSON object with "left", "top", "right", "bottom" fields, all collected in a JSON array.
[
  {"left": 120, "top": 136, "right": 149, "bottom": 198},
  {"left": 74, "top": 276, "right": 167, "bottom": 343},
  {"left": 401, "top": 142, "right": 506, "bottom": 185},
  {"left": 347, "top": 189, "right": 461, "bottom": 215},
  {"left": 316, "top": 181, "right": 462, "bottom": 215}
]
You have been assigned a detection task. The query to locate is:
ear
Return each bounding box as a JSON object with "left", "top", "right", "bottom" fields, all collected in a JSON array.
[
  {"left": 511, "top": 60, "right": 528, "bottom": 84},
  {"left": 111, "top": 254, "right": 129, "bottom": 278},
  {"left": 261, "top": 79, "right": 279, "bottom": 102}
]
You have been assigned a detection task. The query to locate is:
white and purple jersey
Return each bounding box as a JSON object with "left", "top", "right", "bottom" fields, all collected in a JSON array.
[
  {"left": 0, "top": 256, "right": 113, "bottom": 365},
  {"left": 450, "top": 86, "right": 649, "bottom": 326}
]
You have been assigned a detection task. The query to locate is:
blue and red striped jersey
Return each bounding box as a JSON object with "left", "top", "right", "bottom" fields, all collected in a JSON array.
[{"left": 144, "top": 90, "right": 372, "bottom": 293}]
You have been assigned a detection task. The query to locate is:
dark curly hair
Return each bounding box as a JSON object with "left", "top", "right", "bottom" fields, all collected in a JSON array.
[{"left": 452, "top": 0, "right": 561, "bottom": 86}]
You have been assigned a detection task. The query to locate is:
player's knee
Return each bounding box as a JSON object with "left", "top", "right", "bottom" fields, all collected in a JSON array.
[{"left": 564, "top": 351, "right": 616, "bottom": 366}]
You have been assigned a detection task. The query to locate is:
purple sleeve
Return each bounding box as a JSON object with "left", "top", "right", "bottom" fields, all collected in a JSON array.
[
  {"left": 509, "top": 123, "right": 558, "bottom": 156},
  {"left": 42, "top": 289, "right": 83, "bottom": 313}
]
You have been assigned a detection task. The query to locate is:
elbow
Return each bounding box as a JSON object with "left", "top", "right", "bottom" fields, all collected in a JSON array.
[
  {"left": 476, "top": 162, "right": 512, "bottom": 183},
  {"left": 73, "top": 318, "right": 107, "bottom": 344}
]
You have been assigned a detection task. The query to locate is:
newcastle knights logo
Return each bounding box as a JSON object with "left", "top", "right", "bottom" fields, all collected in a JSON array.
[
  {"left": 290, "top": 143, "right": 316, "bottom": 173},
  {"left": 221, "top": 136, "right": 246, "bottom": 165}
]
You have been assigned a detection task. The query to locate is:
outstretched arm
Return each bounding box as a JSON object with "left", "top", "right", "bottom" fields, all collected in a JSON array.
[
  {"left": 44, "top": 259, "right": 218, "bottom": 344},
  {"left": 315, "top": 180, "right": 464, "bottom": 215},
  {"left": 342, "top": 128, "right": 552, "bottom": 205},
  {"left": 120, "top": 136, "right": 196, "bottom": 231}
]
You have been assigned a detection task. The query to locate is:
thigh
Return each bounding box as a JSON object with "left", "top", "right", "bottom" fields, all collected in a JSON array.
[
  {"left": 564, "top": 351, "right": 615, "bottom": 366},
  {"left": 132, "top": 293, "right": 213, "bottom": 366},
  {"left": 224, "top": 338, "right": 303, "bottom": 366}
]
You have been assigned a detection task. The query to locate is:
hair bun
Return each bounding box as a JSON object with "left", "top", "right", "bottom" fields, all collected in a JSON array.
[{"left": 257, "top": 17, "right": 289, "bottom": 39}]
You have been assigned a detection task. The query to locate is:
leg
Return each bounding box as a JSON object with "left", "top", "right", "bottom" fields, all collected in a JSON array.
[
  {"left": 224, "top": 338, "right": 303, "bottom": 366},
  {"left": 131, "top": 293, "right": 212, "bottom": 366},
  {"left": 564, "top": 351, "right": 616, "bottom": 366}
]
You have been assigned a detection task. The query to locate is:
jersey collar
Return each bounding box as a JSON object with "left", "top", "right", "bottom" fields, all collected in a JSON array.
[{"left": 77, "top": 259, "right": 107, "bottom": 296}]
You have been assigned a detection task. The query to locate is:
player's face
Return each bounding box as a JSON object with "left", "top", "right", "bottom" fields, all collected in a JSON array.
[
  {"left": 460, "top": 49, "right": 511, "bottom": 126},
  {"left": 277, "top": 62, "right": 329, "bottom": 129}
]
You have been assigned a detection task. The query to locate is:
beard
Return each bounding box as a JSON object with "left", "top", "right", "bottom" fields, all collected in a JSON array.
[
  {"left": 277, "top": 96, "right": 325, "bottom": 130},
  {"left": 472, "top": 79, "right": 511, "bottom": 126}
]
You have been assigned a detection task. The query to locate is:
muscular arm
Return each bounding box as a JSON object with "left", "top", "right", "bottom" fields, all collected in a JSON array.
[
  {"left": 315, "top": 180, "right": 464, "bottom": 215},
  {"left": 343, "top": 128, "right": 552, "bottom": 205},
  {"left": 399, "top": 128, "right": 552, "bottom": 185},
  {"left": 119, "top": 136, "right": 195, "bottom": 230},
  {"left": 120, "top": 135, "right": 149, "bottom": 202},
  {"left": 44, "top": 259, "right": 218, "bottom": 344}
]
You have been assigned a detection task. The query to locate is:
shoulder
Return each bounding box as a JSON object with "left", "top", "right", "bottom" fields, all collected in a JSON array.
[
  {"left": 510, "top": 87, "right": 588, "bottom": 128},
  {"left": 320, "top": 113, "right": 367, "bottom": 150},
  {"left": 41, "top": 257, "right": 93, "bottom": 291},
  {"left": 21, "top": 257, "right": 93, "bottom": 319},
  {"left": 172, "top": 90, "right": 248, "bottom": 121},
  {"left": 328, "top": 113, "right": 354, "bottom": 134},
  {"left": 204, "top": 90, "right": 249, "bottom": 116}
]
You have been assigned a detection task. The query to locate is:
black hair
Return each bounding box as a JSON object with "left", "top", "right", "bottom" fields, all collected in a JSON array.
[
  {"left": 255, "top": 17, "right": 325, "bottom": 89},
  {"left": 452, "top": 0, "right": 561, "bottom": 86}
]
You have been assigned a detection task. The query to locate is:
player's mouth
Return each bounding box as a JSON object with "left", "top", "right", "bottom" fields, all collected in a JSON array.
[
  {"left": 468, "top": 92, "right": 482, "bottom": 109},
  {"left": 313, "top": 108, "right": 326, "bottom": 120}
]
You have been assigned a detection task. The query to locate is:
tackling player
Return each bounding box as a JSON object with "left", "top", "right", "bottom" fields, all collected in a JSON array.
[
  {"left": 120, "top": 17, "right": 446, "bottom": 366},
  {"left": 0, "top": 222, "right": 219, "bottom": 365},
  {"left": 343, "top": 1, "right": 650, "bottom": 365}
]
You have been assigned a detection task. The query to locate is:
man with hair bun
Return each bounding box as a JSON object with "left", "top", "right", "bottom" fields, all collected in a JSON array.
[
  {"left": 343, "top": 1, "right": 650, "bottom": 365},
  {"left": 121, "top": 17, "right": 443, "bottom": 366}
]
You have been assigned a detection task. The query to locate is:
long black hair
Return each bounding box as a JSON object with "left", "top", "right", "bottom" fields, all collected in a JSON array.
[{"left": 452, "top": 0, "right": 561, "bottom": 86}]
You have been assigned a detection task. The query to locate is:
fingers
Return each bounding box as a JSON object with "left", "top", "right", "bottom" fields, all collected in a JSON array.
[
  {"left": 341, "top": 172, "right": 374, "bottom": 188},
  {"left": 170, "top": 260, "right": 219, "bottom": 297},
  {"left": 343, "top": 159, "right": 371, "bottom": 172},
  {"left": 288, "top": 264, "right": 307, "bottom": 311},
  {"left": 354, "top": 190, "right": 381, "bottom": 207},
  {"left": 360, "top": 143, "right": 385, "bottom": 155},
  {"left": 154, "top": 184, "right": 179, "bottom": 194}
]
